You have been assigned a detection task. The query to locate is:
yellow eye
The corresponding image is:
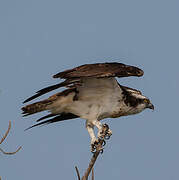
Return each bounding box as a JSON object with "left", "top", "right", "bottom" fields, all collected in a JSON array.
[{"left": 144, "top": 99, "right": 149, "bottom": 104}]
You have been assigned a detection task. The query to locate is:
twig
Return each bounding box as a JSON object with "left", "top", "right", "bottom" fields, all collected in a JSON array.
[
  {"left": 0, "top": 146, "right": 22, "bottom": 155},
  {"left": 0, "top": 121, "right": 11, "bottom": 144},
  {"left": 81, "top": 142, "right": 101, "bottom": 180},
  {"left": 75, "top": 166, "right": 81, "bottom": 180},
  {"left": 91, "top": 168, "right": 94, "bottom": 180},
  {"left": 0, "top": 121, "right": 22, "bottom": 155}
]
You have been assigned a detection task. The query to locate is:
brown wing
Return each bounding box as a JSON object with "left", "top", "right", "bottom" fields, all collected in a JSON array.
[
  {"left": 23, "top": 62, "right": 143, "bottom": 103},
  {"left": 53, "top": 62, "right": 144, "bottom": 79},
  {"left": 23, "top": 79, "right": 78, "bottom": 103},
  {"left": 23, "top": 88, "right": 76, "bottom": 112}
]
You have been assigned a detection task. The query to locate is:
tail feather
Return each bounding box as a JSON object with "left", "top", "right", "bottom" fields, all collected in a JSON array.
[
  {"left": 25, "top": 113, "right": 79, "bottom": 130},
  {"left": 36, "top": 114, "right": 57, "bottom": 122},
  {"left": 22, "top": 99, "right": 53, "bottom": 116},
  {"left": 22, "top": 88, "right": 77, "bottom": 117}
]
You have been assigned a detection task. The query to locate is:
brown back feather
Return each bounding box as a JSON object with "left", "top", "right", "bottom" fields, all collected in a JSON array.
[{"left": 53, "top": 62, "right": 144, "bottom": 79}]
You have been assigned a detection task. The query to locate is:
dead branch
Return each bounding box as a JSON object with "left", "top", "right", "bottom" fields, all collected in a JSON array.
[
  {"left": 81, "top": 148, "right": 100, "bottom": 180},
  {"left": 75, "top": 166, "right": 81, "bottom": 180},
  {"left": 0, "top": 146, "right": 22, "bottom": 155},
  {"left": 91, "top": 168, "right": 94, "bottom": 180},
  {"left": 0, "top": 121, "right": 22, "bottom": 155},
  {"left": 0, "top": 121, "right": 11, "bottom": 144},
  {"left": 76, "top": 124, "right": 111, "bottom": 180}
]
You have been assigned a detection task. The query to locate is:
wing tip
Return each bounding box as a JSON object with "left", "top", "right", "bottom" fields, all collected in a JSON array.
[
  {"left": 23, "top": 95, "right": 38, "bottom": 104},
  {"left": 137, "top": 69, "right": 144, "bottom": 77},
  {"left": 23, "top": 99, "right": 30, "bottom": 104},
  {"left": 126, "top": 65, "right": 144, "bottom": 77}
]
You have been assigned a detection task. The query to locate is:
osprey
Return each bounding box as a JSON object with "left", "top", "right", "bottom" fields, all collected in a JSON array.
[{"left": 22, "top": 62, "right": 154, "bottom": 152}]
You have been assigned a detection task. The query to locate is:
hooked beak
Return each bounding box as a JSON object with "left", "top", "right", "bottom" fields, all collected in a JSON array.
[{"left": 147, "top": 103, "right": 154, "bottom": 110}]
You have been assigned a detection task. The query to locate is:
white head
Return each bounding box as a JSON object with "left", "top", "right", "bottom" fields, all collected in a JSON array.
[{"left": 121, "top": 86, "right": 154, "bottom": 115}]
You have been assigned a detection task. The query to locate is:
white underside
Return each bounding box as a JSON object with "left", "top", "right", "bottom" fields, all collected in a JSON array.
[
  {"left": 49, "top": 78, "right": 123, "bottom": 120},
  {"left": 47, "top": 77, "right": 147, "bottom": 144}
]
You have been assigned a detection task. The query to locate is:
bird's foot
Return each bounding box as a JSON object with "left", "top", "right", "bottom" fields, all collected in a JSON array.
[
  {"left": 90, "top": 138, "right": 105, "bottom": 153},
  {"left": 98, "top": 124, "right": 112, "bottom": 140},
  {"left": 90, "top": 124, "right": 112, "bottom": 153}
]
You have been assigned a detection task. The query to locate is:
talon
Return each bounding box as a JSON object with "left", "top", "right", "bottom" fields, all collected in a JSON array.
[
  {"left": 98, "top": 124, "right": 112, "bottom": 142},
  {"left": 90, "top": 139, "right": 99, "bottom": 153},
  {"left": 104, "top": 135, "right": 110, "bottom": 140},
  {"left": 91, "top": 148, "right": 96, "bottom": 153},
  {"left": 104, "top": 127, "right": 112, "bottom": 140},
  {"left": 102, "top": 139, "right": 106, "bottom": 146},
  {"left": 103, "top": 123, "right": 109, "bottom": 130},
  {"left": 90, "top": 139, "right": 105, "bottom": 153},
  {"left": 91, "top": 144, "right": 96, "bottom": 153},
  {"left": 100, "top": 149, "right": 103, "bottom": 154},
  {"left": 104, "top": 131, "right": 112, "bottom": 140}
]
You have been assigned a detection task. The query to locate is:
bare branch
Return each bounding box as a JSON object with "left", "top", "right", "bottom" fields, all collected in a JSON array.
[
  {"left": 0, "top": 121, "right": 22, "bottom": 155},
  {"left": 81, "top": 148, "right": 100, "bottom": 180},
  {"left": 75, "top": 166, "right": 81, "bottom": 180},
  {"left": 0, "top": 146, "right": 22, "bottom": 155},
  {"left": 81, "top": 124, "right": 110, "bottom": 180},
  {"left": 91, "top": 168, "right": 94, "bottom": 180},
  {"left": 0, "top": 121, "right": 11, "bottom": 144},
  {"left": 74, "top": 124, "right": 111, "bottom": 180}
]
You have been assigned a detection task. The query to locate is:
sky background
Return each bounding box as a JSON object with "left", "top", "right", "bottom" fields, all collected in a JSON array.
[{"left": 0, "top": 0, "right": 178, "bottom": 179}]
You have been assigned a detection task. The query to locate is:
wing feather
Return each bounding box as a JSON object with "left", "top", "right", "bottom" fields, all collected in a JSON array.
[
  {"left": 23, "top": 62, "right": 144, "bottom": 103},
  {"left": 25, "top": 113, "right": 79, "bottom": 131},
  {"left": 23, "top": 79, "right": 79, "bottom": 103},
  {"left": 53, "top": 62, "right": 144, "bottom": 79}
]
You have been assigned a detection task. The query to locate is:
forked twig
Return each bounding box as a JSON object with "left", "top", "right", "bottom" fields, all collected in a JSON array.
[{"left": 0, "top": 121, "right": 22, "bottom": 155}]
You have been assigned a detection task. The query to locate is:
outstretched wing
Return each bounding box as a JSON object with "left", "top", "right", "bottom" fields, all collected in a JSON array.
[
  {"left": 23, "top": 62, "right": 143, "bottom": 103},
  {"left": 53, "top": 62, "right": 143, "bottom": 79}
]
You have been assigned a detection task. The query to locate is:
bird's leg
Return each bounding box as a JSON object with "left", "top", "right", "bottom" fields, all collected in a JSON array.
[
  {"left": 93, "top": 121, "right": 112, "bottom": 141},
  {"left": 86, "top": 121, "right": 98, "bottom": 152},
  {"left": 86, "top": 120, "right": 112, "bottom": 153}
]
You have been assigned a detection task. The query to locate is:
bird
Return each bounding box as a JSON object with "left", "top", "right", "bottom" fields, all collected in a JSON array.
[{"left": 22, "top": 62, "right": 154, "bottom": 152}]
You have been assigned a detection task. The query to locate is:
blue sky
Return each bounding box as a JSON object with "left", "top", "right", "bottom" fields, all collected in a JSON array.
[{"left": 0, "top": 0, "right": 178, "bottom": 179}]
